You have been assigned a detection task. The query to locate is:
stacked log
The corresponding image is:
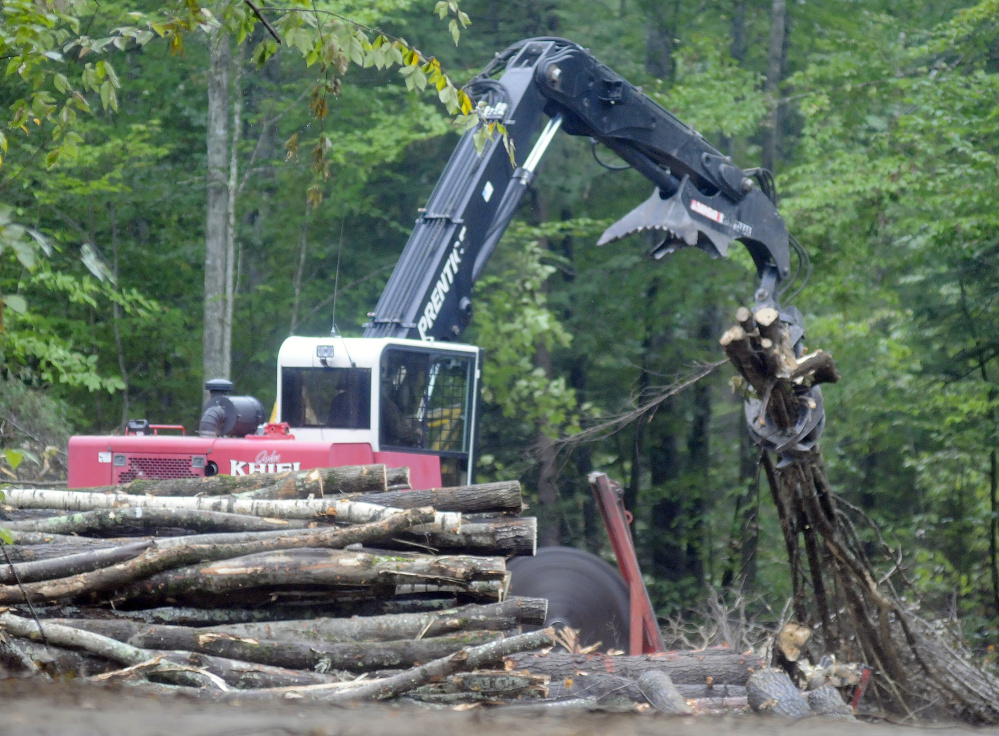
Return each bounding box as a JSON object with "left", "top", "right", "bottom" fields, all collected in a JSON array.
[
  {"left": 0, "top": 465, "right": 555, "bottom": 702},
  {"left": 0, "top": 462, "right": 814, "bottom": 714}
]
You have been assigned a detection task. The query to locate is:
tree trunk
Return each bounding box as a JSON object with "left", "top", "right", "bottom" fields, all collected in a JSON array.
[
  {"left": 289, "top": 201, "right": 311, "bottom": 335},
  {"left": 644, "top": 0, "right": 677, "bottom": 81},
  {"left": 730, "top": 0, "right": 747, "bottom": 63},
  {"left": 722, "top": 306, "right": 999, "bottom": 722},
  {"left": 26, "top": 596, "right": 465, "bottom": 627},
  {"left": 505, "top": 648, "right": 765, "bottom": 686},
  {"left": 762, "top": 0, "right": 787, "bottom": 172},
  {"left": 341, "top": 480, "right": 521, "bottom": 514},
  {"left": 1, "top": 612, "right": 339, "bottom": 689},
  {"left": 223, "top": 44, "right": 241, "bottom": 367},
  {"left": 204, "top": 21, "right": 231, "bottom": 384},
  {"left": 386, "top": 517, "right": 536, "bottom": 556},
  {"left": 108, "top": 202, "right": 129, "bottom": 430}
]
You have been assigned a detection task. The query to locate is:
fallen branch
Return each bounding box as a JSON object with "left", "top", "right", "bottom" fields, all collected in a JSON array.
[{"left": 0, "top": 539, "right": 152, "bottom": 584}]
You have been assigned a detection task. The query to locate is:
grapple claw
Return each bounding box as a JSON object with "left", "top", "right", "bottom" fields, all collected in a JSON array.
[
  {"left": 597, "top": 176, "right": 791, "bottom": 280},
  {"left": 597, "top": 186, "right": 700, "bottom": 248}
]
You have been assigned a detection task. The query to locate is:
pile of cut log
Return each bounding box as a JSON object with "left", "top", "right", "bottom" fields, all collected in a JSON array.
[
  {"left": 0, "top": 464, "right": 790, "bottom": 714},
  {"left": 0, "top": 465, "right": 566, "bottom": 703}
]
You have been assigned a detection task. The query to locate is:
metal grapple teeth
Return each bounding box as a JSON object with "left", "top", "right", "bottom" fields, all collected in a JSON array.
[{"left": 597, "top": 186, "right": 700, "bottom": 248}]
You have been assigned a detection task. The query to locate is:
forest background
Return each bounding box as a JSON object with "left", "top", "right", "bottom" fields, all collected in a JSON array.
[{"left": 2, "top": 0, "right": 999, "bottom": 650}]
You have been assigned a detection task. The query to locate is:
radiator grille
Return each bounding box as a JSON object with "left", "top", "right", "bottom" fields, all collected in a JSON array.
[{"left": 118, "top": 456, "right": 200, "bottom": 483}]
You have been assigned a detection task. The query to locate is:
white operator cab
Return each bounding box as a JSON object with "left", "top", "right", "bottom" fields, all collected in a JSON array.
[{"left": 275, "top": 336, "right": 483, "bottom": 486}]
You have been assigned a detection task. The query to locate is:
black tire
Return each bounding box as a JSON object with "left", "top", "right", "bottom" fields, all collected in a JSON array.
[{"left": 507, "top": 546, "right": 631, "bottom": 651}]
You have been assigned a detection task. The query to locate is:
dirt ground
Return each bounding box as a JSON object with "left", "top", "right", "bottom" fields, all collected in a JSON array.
[{"left": 3, "top": 680, "right": 998, "bottom": 736}]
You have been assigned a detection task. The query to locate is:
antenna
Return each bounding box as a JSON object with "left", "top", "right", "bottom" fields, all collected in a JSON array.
[{"left": 330, "top": 215, "right": 356, "bottom": 367}]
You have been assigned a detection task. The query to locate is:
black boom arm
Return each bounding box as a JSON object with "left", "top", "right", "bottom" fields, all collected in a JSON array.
[{"left": 364, "top": 38, "right": 793, "bottom": 342}]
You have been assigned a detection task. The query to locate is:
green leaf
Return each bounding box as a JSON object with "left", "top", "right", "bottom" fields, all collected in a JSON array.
[
  {"left": 2, "top": 294, "right": 28, "bottom": 315},
  {"left": 3, "top": 449, "right": 24, "bottom": 471},
  {"left": 0, "top": 528, "right": 12, "bottom": 546},
  {"left": 81, "top": 242, "right": 115, "bottom": 283}
]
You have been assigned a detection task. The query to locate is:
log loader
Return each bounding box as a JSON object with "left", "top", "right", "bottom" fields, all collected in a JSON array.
[{"left": 67, "top": 38, "right": 819, "bottom": 650}]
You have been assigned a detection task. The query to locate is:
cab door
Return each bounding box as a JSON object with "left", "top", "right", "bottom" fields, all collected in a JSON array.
[{"left": 378, "top": 346, "right": 479, "bottom": 486}]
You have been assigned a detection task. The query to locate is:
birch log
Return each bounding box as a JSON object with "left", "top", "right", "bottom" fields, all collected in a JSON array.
[
  {"left": 2, "top": 507, "right": 310, "bottom": 536},
  {"left": 3, "top": 489, "right": 461, "bottom": 532},
  {"left": 323, "top": 481, "right": 523, "bottom": 514},
  {"left": 100, "top": 464, "right": 392, "bottom": 496}
]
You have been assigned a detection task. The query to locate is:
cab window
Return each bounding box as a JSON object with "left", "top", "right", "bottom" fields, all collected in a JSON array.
[
  {"left": 281, "top": 367, "right": 371, "bottom": 429},
  {"left": 380, "top": 348, "right": 473, "bottom": 454}
]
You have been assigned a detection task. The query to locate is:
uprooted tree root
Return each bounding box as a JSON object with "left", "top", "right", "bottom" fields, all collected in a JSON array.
[{"left": 723, "top": 305, "right": 999, "bottom": 723}]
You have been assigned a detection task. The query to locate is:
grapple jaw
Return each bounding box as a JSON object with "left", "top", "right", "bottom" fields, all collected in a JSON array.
[{"left": 597, "top": 176, "right": 791, "bottom": 281}]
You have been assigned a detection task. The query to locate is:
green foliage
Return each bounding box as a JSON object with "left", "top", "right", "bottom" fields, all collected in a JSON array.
[
  {"left": 780, "top": 0, "right": 999, "bottom": 621},
  {"left": 0, "top": 372, "right": 71, "bottom": 481},
  {"left": 471, "top": 222, "right": 590, "bottom": 461},
  {"left": 655, "top": 36, "right": 767, "bottom": 140}
]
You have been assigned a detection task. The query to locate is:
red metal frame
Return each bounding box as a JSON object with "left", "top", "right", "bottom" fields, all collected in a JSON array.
[{"left": 589, "top": 472, "right": 666, "bottom": 655}]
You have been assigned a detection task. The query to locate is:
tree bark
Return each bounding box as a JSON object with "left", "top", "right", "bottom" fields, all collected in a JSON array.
[
  {"left": 223, "top": 43, "right": 242, "bottom": 367},
  {"left": 408, "top": 671, "right": 549, "bottom": 703},
  {"left": 27, "top": 596, "right": 464, "bottom": 626},
  {"left": 387, "top": 517, "right": 536, "bottom": 556},
  {"left": 1, "top": 536, "right": 135, "bottom": 563},
  {"left": 722, "top": 306, "right": 999, "bottom": 722},
  {"left": 2, "top": 612, "right": 343, "bottom": 690}
]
